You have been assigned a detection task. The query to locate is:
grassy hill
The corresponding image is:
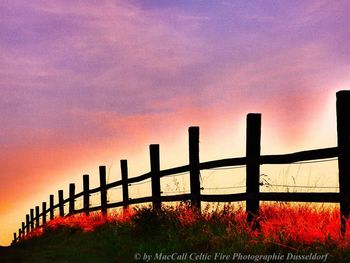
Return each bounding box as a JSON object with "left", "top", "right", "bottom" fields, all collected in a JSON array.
[{"left": 2, "top": 203, "right": 350, "bottom": 262}]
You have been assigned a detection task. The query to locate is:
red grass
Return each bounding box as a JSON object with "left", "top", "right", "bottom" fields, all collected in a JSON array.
[
  {"left": 258, "top": 203, "right": 350, "bottom": 249},
  {"left": 25, "top": 203, "right": 350, "bottom": 249},
  {"left": 25, "top": 209, "right": 135, "bottom": 239},
  {"left": 46, "top": 209, "right": 135, "bottom": 231}
]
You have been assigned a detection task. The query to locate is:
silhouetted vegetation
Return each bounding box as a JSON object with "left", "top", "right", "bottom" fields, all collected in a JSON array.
[{"left": 3, "top": 203, "right": 350, "bottom": 262}]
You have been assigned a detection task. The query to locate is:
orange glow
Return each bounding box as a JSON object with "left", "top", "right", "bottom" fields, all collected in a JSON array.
[{"left": 0, "top": 103, "right": 342, "bottom": 245}]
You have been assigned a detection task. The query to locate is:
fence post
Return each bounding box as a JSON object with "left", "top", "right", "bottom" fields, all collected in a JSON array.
[
  {"left": 83, "top": 174, "right": 90, "bottom": 215},
  {"left": 189, "top": 127, "right": 201, "bottom": 211},
  {"left": 99, "top": 166, "right": 108, "bottom": 215},
  {"left": 336, "top": 90, "right": 350, "bottom": 235},
  {"left": 13, "top": 233, "right": 16, "bottom": 244},
  {"left": 35, "top": 206, "right": 40, "bottom": 227},
  {"left": 246, "top": 113, "right": 261, "bottom": 226},
  {"left": 30, "top": 209, "right": 34, "bottom": 231},
  {"left": 150, "top": 144, "right": 161, "bottom": 210},
  {"left": 42, "top": 202, "right": 47, "bottom": 225},
  {"left": 26, "top": 214, "right": 30, "bottom": 235},
  {"left": 69, "top": 183, "right": 75, "bottom": 214},
  {"left": 21, "top": 222, "right": 25, "bottom": 238},
  {"left": 50, "top": 194, "right": 54, "bottom": 220},
  {"left": 121, "top": 160, "right": 129, "bottom": 211},
  {"left": 58, "top": 190, "right": 64, "bottom": 217}
]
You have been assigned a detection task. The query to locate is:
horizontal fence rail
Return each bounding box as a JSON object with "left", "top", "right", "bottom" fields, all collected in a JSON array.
[{"left": 11, "top": 90, "right": 350, "bottom": 245}]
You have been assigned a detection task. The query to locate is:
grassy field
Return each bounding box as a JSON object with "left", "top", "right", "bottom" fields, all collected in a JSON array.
[{"left": 2, "top": 203, "right": 350, "bottom": 262}]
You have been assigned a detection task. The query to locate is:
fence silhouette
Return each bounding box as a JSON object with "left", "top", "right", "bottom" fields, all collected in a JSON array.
[{"left": 11, "top": 90, "right": 350, "bottom": 245}]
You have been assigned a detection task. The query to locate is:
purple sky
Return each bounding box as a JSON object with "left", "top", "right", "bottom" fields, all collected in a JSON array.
[{"left": 1, "top": 0, "right": 350, "bottom": 245}]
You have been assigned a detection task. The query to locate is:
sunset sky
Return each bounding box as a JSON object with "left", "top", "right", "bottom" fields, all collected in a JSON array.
[{"left": 1, "top": 0, "right": 350, "bottom": 245}]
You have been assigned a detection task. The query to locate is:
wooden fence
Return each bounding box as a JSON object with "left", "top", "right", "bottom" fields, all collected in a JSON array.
[{"left": 11, "top": 90, "right": 350, "bottom": 245}]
